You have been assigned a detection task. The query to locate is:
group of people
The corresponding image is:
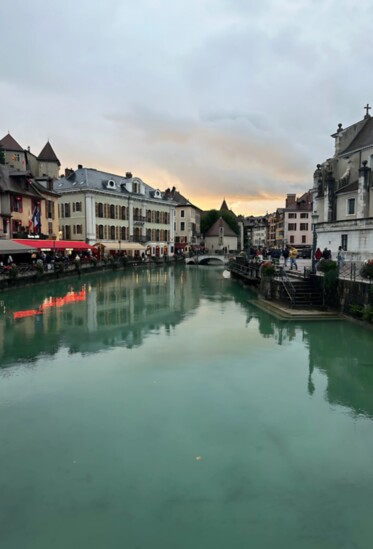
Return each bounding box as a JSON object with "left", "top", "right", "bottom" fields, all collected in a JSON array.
[{"left": 314, "top": 246, "right": 346, "bottom": 269}]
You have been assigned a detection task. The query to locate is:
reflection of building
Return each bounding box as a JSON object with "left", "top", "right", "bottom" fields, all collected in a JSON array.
[
  {"left": 0, "top": 266, "right": 201, "bottom": 364},
  {"left": 55, "top": 168, "right": 176, "bottom": 258}
]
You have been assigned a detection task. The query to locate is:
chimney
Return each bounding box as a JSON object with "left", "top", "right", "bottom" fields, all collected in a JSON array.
[
  {"left": 27, "top": 146, "right": 30, "bottom": 152},
  {"left": 285, "top": 194, "right": 296, "bottom": 208},
  {"left": 65, "top": 168, "right": 74, "bottom": 178},
  {"left": 78, "top": 164, "right": 83, "bottom": 170},
  {"left": 125, "top": 171, "right": 132, "bottom": 179}
]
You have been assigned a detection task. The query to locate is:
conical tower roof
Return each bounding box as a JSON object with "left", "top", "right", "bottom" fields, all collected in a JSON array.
[
  {"left": 0, "top": 133, "right": 23, "bottom": 152},
  {"left": 38, "top": 141, "right": 61, "bottom": 166}
]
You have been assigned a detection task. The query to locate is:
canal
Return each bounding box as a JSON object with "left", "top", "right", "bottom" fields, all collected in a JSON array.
[{"left": 1, "top": 265, "right": 373, "bottom": 549}]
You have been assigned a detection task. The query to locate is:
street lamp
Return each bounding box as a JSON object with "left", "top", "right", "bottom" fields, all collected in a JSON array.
[{"left": 311, "top": 212, "right": 319, "bottom": 273}]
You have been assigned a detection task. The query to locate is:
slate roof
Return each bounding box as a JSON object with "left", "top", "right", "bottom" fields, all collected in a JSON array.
[
  {"left": 0, "top": 164, "right": 43, "bottom": 199},
  {"left": 205, "top": 217, "right": 237, "bottom": 237},
  {"left": 54, "top": 167, "right": 174, "bottom": 203},
  {"left": 163, "top": 187, "right": 201, "bottom": 210},
  {"left": 38, "top": 141, "right": 61, "bottom": 166},
  {"left": 340, "top": 117, "right": 373, "bottom": 156},
  {"left": 336, "top": 180, "right": 359, "bottom": 194},
  {"left": 0, "top": 133, "right": 24, "bottom": 152},
  {"left": 220, "top": 199, "right": 229, "bottom": 211}
]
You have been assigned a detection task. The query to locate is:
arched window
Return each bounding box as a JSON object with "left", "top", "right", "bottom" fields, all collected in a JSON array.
[
  {"left": 156, "top": 211, "right": 160, "bottom": 223},
  {"left": 121, "top": 206, "right": 126, "bottom": 220},
  {"left": 121, "top": 226, "right": 126, "bottom": 240},
  {"left": 156, "top": 229, "right": 160, "bottom": 242},
  {"left": 110, "top": 225, "right": 115, "bottom": 240},
  {"left": 147, "top": 210, "right": 152, "bottom": 222},
  {"left": 146, "top": 228, "right": 151, "bottom": 241},
  {"left": 97, "top": 203, "right": 104, "bottom": 218},
  {"left": 98, "top": 225, "right": 104, "bottom": 239},
  {"left": 110, "top": 204, "right": 115, "bottom": 219}
]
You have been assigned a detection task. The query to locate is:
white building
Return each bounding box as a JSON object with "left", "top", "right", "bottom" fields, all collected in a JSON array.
[
  {"left": 204, "top": 217, "right": 238, "bottom": 254},
  {"left": 313, "top": 106, "right": 373, "bottom": 261}
]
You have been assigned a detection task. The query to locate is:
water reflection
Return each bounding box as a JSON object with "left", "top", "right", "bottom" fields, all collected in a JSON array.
[{"left": 1, "top": 265, "right": 373, "bottom": 420}]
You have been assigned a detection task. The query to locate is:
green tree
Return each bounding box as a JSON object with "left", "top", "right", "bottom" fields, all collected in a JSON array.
[
  {"left": 0, "top": 144, "right": 5, "bottom": 165},
  {"left": 201, "top": 209, "right": 239, "bottom": 235}
]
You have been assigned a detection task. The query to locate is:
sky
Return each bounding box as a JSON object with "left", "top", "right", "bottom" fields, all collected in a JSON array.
[{"left": 1, "top": 0, "right": 372, "bottom": 216}]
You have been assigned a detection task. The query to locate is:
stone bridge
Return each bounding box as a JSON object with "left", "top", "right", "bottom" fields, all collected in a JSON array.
[{"left": 185, "top": 255, "right": 229, "bottom": 265}]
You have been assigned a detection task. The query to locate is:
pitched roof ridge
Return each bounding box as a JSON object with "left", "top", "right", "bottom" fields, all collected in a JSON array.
[
  {"left": 0, "top": 132, "right": 24, "bottom": 152},
  {"left": 37, "top": 141, "right": 61, "bottom": 166}
]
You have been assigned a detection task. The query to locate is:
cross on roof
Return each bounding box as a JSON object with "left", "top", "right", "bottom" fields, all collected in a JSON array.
[{"left": 364, "top": 103, "right": 371, "bottom": 117}]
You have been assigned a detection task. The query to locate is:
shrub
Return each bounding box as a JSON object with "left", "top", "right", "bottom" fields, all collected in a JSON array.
[
  {"left": 317, "top": 259, "right": 337, "bottom": 273},
  {"left": 362, "top": 305, "right": 373, "bottom": 323},
  {"left": 8, "top": 264, "right": 19, "bottom": 280},
  {"left": 360, "top": 260, "right": 373, "bottom": 279},
  {"left": 261, "top": 262, "right": 276, "bottom": 277},
  {"left": 349, "top": 303, "right": 364, "bottom": 318}
]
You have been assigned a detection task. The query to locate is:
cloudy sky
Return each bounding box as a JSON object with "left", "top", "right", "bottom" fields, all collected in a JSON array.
[{"left": 1, "top": 0, "right": 372, "bottom": 215}]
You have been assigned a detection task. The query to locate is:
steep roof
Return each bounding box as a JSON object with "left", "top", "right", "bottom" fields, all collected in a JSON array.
[
  {"left": 0, "top": 133, "right": 23, "bottom": 152},
  {"left": 0, "top": 164, "right": 43, "bottom": 199},
  {"left": 38, "top": 141, "right": 61, "bottom": 166},
  {"left": 340, "top": 117, "right": 373, "bottom": 156},
  {"left": 220, "top": 199, "right": 229, "bottom": 211},
  {"left": 205, "top": 217, "right": 237, "bottom": 237},
  {"left": 163, "top": 186, "right": 201, "bottom": 210}
]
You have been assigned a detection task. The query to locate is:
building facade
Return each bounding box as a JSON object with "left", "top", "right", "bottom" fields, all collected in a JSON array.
[
  {"left": 313, "top": 106, "right": 373, "bottom": 261},
  {"left": 55, "top": 167, "right": 176, "bottom": 257},
  {"left": 204, "top": 217, "right": 238, "bottom": 254},
  {"left": 163, "top": 187, "right": 202, "bottom": 253},
  {"left": 282, "top": 192, "right": 312, "bottom": 248}
]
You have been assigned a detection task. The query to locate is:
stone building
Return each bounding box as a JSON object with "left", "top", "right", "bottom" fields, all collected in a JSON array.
[
  {"left": 313, "top": 105, "right": 373, "bottom": 260},
  {"left": 204, "top": 217, "right": 238, "bottom": 254}
]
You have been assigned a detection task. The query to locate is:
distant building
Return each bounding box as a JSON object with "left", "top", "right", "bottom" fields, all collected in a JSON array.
[
  {"left": 313, "top": 105, "right": 373, "bottom": 260},
  {"left": 54, "top": 167, "right": 176, "bottom": 257},
  {"left": 204, "top": 217, "right": 238, "bottom": 254},
  {"left": 282, "top": 192, "right": 313, "bottom": 248},
  {"left": 0, "top": 133, "right": 60, "bottom": 179}
]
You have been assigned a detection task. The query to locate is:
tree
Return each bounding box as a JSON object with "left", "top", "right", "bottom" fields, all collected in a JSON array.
[
  {"left": 201, "top": 209, "right": 240, "bottom": 235},
  {"left": 0, "top": 144, "right": 5, "bottom": 165}
]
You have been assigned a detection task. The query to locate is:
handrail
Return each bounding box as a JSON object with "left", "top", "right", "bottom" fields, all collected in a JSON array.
[{"left": 276, "top": 266, "right": 296, "bottom": 306}]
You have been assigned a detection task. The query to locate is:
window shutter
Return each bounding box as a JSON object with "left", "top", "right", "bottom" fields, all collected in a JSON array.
[{"left": 73, "top": 203, "right": 76, "bottom": 212}]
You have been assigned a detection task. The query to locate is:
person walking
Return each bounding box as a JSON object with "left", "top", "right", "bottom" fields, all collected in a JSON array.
[
  {"left": 337, "top": 246, "right": 345, "bottom": 270},
  {"left": 289, "top": 247, "right": 298, "bottom": 270},
  {"left": 282, "top": 246, "right": 289, "bottom": 267}
]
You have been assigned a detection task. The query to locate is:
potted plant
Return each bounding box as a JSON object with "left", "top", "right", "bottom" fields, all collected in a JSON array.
[{"left": 360, "top": 259, "right": 373, "bottom": 279}]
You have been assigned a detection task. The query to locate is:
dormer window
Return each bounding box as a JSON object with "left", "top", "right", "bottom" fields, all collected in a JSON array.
[
  {"left": 107, "top": 179, "right": 116, "bottom": 190},
  {"left": 154, "top": 189, "right": 161, "bottom": 198}
]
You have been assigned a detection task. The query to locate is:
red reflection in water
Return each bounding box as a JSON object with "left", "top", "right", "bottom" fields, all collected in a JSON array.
[{"left": 13, "top": 289, "right": 87, "bottom": 320}]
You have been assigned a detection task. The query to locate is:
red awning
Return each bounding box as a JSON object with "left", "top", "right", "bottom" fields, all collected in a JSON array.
[{"left": 13, "top": 239, "right": 95, "bottom": 251}]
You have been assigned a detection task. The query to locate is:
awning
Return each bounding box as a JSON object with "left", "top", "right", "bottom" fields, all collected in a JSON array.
[
  {"left": 0, "top": 240, "right": 37, "bottom": 255},
  {"left": 14, "top": 239, "right": 96, "bottom": 251},
  {"left": 96, "top": 242, "right": 146, "bottom": 251}
]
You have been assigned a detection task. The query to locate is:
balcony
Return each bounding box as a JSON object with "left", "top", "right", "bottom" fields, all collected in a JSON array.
[{"left": 133, "top": 216, "right": 146, "bottom": 225}]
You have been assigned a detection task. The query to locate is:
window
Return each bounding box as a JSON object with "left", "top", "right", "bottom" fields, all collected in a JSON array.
[
  {"left": 288, "top": 213, "right": 297, "bottom": 218},
  {"left": 180, "top": 210, "right": 185, "bottom": 218},
  {"left": 180, "top": 222, "right": 185, "bottom": 231},
  {"left": 147, "top": 210, "right": 152, "bottom": 222},
  {"left": 110, "top": 204, "right": 115, "bottom": 219},
  {"left": 121, "top": 206, "right": 126, "bottom": 220},
  {"left": 300, "top": 223, "right": 309, "bottom": 231},
  {"left": 341, "top": 234, "right": 348, "bottom": 251},
  {"left": 121, "top": 226, "right": 126, "bottom": 240},
  {"left": 76, "top": 202, "right": 82, "bottom": 212},
  {"left": 302, "top": 235, "right": 306, "bottom": 243},
  {"left": 156, "top": 229, "right": 160, "bottom": 241},
  {"left": 347, "top": 198, "right": 355, "bottom": 215},
  {"left": 290, "top": 235, "right": 294, "bottom": 244},
  {"left": 288, "top": 223, "right": 297, "bottom": 231},
  {"left": 300, "top": 213, "right": 308, "bottom": 218},
  {"left": 146, "top": 228, "right": 151, "bottom": 241},
  {"left": 12, "top": 195, "right": 23, "bottom": 213},
  {"left": 110, "top": 226, "right": 115, "bottom": 240},
  {"left": 98, "top": 225, "right": 104, "bottom": 239},
  {"left": 47, "top": 200, "right": 54, "bottom": 219},
  {"left": 97, "top": 203, "right": 104, "bottom": 218},
  {"left": 48, "top": 222, "right": 53, "bottom": 235},
  {"left": 76, "top": 225, "right": 82, "bottom": 234},
  {"left": 64, "top": 203, "right": 71, "bottom": 217}
]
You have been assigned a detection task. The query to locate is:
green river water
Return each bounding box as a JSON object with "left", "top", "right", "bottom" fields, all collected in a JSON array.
[{"left": 1, "top": 265, "right": 373, "bottom": 549}]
